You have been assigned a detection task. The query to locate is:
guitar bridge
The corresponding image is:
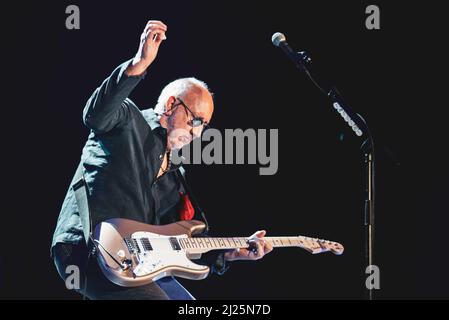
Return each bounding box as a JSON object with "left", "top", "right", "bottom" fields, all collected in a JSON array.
[{"left": 124, "top": 237, "right": 140, "bottom": 254}]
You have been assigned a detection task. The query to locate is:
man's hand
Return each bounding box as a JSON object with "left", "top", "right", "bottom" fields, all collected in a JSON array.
[
  {"left": 126, "top": 20, "right": 167, "bottom": 76},
  {"left": 224, "top": 230, "right": 273, "bottom": 261}
]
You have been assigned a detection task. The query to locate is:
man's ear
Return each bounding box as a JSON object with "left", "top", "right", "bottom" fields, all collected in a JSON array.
[{"left": 163, "top": 96, "right": 177, "bottom": 116}]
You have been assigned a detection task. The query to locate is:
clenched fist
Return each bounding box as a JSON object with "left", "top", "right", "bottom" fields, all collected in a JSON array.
[{"left": 126, "top": 20, "right": 168, "bottom": 76}]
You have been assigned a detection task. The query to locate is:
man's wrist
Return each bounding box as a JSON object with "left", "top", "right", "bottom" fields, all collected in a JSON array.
[
  {"left": 125, "top": 56, "right": 151, "bottom": 76},
  {"left": 224, "top": 250, "right": 236, "bottom": 262}
]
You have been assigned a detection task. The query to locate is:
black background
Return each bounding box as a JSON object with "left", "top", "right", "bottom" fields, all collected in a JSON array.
[{"left": 1, "top": 0, "right": 448, "bottom": 299}]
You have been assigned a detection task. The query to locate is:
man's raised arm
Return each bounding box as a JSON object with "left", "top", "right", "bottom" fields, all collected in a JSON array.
[{"left": 83, "top": 20, "right": 167, "bottom": 133}]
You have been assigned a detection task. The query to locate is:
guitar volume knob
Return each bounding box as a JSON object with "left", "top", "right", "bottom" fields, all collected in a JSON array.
[{"left": 117, "top": 249, "right": 126, "bottom": 262}]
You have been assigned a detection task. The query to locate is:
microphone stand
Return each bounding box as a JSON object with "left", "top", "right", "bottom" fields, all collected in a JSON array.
[{"left": 279, "top": 47, "right": 376, "bottom": 300}]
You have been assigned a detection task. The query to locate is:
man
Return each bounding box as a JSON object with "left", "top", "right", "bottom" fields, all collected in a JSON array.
[{"left": 51, "top": 20, "right": 272, "bottom": 300}]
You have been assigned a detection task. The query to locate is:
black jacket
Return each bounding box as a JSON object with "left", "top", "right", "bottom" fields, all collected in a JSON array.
[{"left": 52, "top": 59, "right": 228, "bottom": 274}]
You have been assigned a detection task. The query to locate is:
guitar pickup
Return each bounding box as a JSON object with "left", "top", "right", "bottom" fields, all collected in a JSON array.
[
  {"left": 169, "top": 237, "right": 181, "bottom": 251},
  {"left": 140, "top": 237, "right": 153, "bottom": 252}
]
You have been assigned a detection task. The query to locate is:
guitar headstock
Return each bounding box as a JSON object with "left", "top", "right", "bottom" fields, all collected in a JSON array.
[{"left": 296, "top": 236, "right": 344, "bottom": 255}]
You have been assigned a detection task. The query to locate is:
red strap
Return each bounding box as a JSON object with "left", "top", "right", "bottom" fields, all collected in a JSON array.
[{"left": 178, "top": 192, "right": 195, "bottom": 220}]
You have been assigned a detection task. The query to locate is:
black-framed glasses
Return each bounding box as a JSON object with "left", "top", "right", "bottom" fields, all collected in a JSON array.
[{"left": 173, "top": 97, "right": 209, "bottom": 128}]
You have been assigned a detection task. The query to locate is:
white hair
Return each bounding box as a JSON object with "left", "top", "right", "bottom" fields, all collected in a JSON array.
[{"left": 154, "top": 77, "right": 211, "bottom": 115}]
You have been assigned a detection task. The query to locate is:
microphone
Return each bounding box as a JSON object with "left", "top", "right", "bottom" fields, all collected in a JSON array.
[
  {"left": 272, "top": 32, "right": 364, "bottom": 137},
  {"left": 271, "top": 32, "right": 310, "bottom": 72},
  {"left": 271, "top": 32, "right": 287, "bottom": 47}
]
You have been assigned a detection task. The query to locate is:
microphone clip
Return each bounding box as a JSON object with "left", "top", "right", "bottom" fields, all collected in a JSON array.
[{"left": 297, "top": 51, "right": 312, "bottom": 65}]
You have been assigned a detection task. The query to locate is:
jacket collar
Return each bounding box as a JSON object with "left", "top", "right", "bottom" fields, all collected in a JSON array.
[{"left": 141, "top": 108, "right": 162, "bottom": 131}]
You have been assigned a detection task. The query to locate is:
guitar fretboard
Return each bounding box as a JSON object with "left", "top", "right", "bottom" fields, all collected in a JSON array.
[{"left": 178, "top": 236, "right": 329, "bottom": 251}]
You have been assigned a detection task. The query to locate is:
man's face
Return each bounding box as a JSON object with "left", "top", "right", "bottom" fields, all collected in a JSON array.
[{"left": 161, "top": 89, "right": 214, "bottom": 150}]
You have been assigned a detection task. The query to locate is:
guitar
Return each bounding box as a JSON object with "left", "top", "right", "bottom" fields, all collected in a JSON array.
[{"left": 93, "top": 218, "right": 344, "bottom": 287}]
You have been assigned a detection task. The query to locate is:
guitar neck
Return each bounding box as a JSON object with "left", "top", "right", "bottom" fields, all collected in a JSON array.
[{"left": 180, "top": 236, "right": 318, "bottom": 251}]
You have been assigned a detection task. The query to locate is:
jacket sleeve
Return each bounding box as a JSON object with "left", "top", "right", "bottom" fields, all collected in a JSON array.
[{"left": 83, "top": 59, "right": 146, "bottom": 134}]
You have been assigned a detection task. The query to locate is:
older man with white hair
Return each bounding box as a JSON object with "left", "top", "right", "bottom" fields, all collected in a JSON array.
[{"left": 51, "top": 20, "right": 272, "bottom": 300}]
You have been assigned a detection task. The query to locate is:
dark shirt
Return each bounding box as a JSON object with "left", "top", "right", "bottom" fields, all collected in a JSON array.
[{"left": 51, "top": 59, "right": 228, "bottom": 275}]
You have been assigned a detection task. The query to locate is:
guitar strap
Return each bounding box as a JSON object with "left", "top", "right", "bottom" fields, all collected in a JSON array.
[
  {"left": 72, "top": 162, "right": 93, "bottom": 247},
  {"left": 176, "top": 167, "right": 210, "bottom": 234},
  {"left": 71, "top": 163, "right": 98, "bottom": 299}
]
